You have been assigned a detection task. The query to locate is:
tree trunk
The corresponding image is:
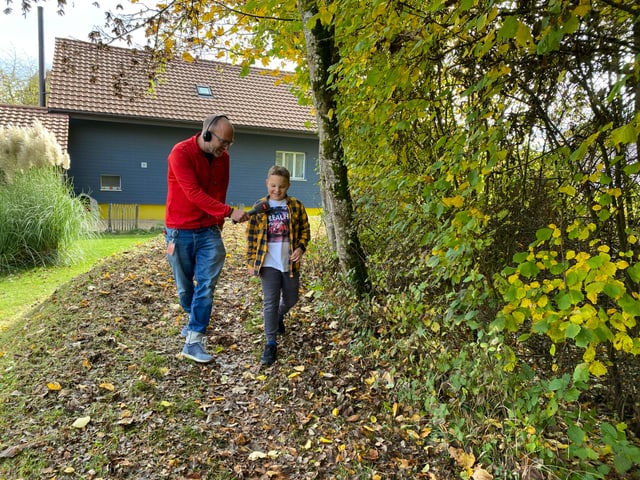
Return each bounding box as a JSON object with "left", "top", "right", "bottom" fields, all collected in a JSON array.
[{"left": 297, "top": 0, "right": 370, "bottom": 295}]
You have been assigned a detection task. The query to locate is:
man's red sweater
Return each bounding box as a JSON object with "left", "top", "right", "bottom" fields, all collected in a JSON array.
[{"left": 165, "top": 134, "right": 233, "bottom": 229}]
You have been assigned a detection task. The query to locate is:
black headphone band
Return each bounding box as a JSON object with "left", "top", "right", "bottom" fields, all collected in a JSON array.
[{"left": 202, "top": 114, "right": 229, "bottom": 142}]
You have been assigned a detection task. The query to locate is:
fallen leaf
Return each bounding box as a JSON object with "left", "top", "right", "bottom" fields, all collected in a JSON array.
[
  {"left": 472, "top": 467, "right": 494, "bottom": 480},
  {"left": 72, "top": 416, "right": 91, "bottom": 429},
  {"left": 47, "top": 382, "right": 62, "bottom": 391},
  {"left": 448, "top": 446, "right": 475, "bottom": 469},
  {"left": 248, "top": 450, "right": 268, "bottom": 461}
]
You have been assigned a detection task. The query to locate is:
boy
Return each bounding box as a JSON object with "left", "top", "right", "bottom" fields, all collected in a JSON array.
[{"left": 246, "top": 165, "right": 311, "bottom": 366}]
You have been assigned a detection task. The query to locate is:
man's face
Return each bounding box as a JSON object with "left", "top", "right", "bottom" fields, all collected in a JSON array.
[{"left": 205, "top": 122, "right": 234, "bottom": 157}]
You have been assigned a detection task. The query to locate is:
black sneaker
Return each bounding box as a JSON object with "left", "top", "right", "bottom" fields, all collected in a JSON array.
[
  {"left": 260, "top": 344, "right": 277, "bottom": 366},
  {"left": 277, "top": 314, "right": 285, "bottom": 335}
]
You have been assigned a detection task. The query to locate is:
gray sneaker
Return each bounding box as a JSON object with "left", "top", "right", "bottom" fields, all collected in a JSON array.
[{"left": 181, "top": 331, "right": 213, "bottom": 363}]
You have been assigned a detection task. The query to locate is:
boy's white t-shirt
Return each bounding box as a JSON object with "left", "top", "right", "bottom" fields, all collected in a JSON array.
[{"left": 263, "top": 199, "right": 290, "bottom": 272}]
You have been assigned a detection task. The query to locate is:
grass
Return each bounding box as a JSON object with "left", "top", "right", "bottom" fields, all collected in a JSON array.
[{"left": 0, "top": 231, "right": 161, "bottom": 330}]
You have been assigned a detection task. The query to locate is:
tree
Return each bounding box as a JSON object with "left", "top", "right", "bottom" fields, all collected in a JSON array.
[{"left": 0, "top": 49, "right": 40, "bottom": 105}]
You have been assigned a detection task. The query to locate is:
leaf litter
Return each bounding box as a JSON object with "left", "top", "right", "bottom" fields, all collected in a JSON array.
[{"left": 0, "top": 226, "right": 461, "bottom": 479}]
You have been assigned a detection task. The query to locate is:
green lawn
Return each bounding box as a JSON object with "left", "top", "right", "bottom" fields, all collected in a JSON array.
[{"left": 0, "top": 232, "right": 161, "bottom": 329}]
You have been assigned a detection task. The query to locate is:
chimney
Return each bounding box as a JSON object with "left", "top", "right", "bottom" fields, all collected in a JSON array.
[{"left": 38, "top": 6, "right": 46, "bottom": 107}]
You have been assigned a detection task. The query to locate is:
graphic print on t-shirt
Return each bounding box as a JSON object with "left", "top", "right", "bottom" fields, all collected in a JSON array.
[
  {"left": 264, "top": 203, "right": 291, "bottom": 272},
  {"left": 267, "top": 205, "right": 290, "bottom": 242}
]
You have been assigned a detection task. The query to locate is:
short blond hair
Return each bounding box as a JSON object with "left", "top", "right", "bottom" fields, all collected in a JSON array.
[{"left": 267, "top": 165, "right": 290, "bottom": 182}]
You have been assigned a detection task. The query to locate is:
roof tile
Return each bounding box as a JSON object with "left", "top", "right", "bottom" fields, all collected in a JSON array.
[
  {"left": 0, "top": 103, "right": 69, "bottom": 151},
  {"left": 48, "top": 38, "right": 316, "bottom": 134}
]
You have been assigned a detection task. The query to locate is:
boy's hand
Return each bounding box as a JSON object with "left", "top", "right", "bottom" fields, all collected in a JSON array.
[{"left": 291, "top": 247, "right": 304, "bottom": 263}]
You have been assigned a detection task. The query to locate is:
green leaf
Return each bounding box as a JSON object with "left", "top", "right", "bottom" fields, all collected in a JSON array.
[
  {"left": 573, "top": 363, "right": 590, "bottom": 383},
  {"left": 614, "top": 454, "right": 632, "bottom": 474},
  {"left": 513, "top": 252, "right": 528, "bottom": 263},
  {"left": 498, "top": 16, "right": 518, "bottom": 40},
  {"left": 568, "top": 424, "right": 586, "bottom": 444},
  {"left": 536, "top": 227, "right": 553, "bottom": 242},
  {"left": 603, "top": 281, "right": 624, "bottom": 299},
  {"left": 520, "top": 261, "right": 540, "bottom": 278},
  {"left": 575, "top": 327, "right": 593, "bottom": 348},
  {"left": 627, "top": 262, "right": 640, "bottom": 283},
  {"left": 565, "top": 322, "right": 580, "bottom": 339},
  {"left": 555, "top": 291, "right": 572, "bottom": 310},
  {"left": 619, "top": 294, "right": 640, "bottom": 316},
  {"left": 623, "top": 162, "right": 640, "bottom": 175},
  {"left": 610, "top": 123, "right": 636, "bottom": 146}
]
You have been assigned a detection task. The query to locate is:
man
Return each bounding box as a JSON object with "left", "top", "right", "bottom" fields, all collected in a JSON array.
[{"left": 164, "top": 114, "right": 249, "bottom": 363}]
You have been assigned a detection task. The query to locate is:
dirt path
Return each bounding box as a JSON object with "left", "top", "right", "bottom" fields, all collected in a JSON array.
[{"left": 0, "top": 226, "right": 455, "bottom": 479}]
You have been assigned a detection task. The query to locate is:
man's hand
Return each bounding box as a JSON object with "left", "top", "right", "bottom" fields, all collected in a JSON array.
[{"left": 230, "top": 209, "right": 249, "bottom": 223}]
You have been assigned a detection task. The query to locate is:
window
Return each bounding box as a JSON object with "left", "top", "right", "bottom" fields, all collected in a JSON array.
[
  {"left": 275, "top": 151, "right": 306, "bottom": 180},
  {"left": 196, "top": 85, "right": 212, "bottom": 97},
  {"left": 100, "top": 175, "right": 121, "bottom": 191}
]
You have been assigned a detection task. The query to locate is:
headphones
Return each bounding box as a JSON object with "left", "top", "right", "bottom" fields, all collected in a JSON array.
[{"left": 202, "top": 114, "right": 229, "bottom": 142}]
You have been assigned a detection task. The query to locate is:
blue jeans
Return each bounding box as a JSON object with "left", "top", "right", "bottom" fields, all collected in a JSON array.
[
  {"left": 260, "top": 267, "right": 300, "bottom": 344},
  {"left": 165, "top": 226, "right": 226, "bottom": 334}
]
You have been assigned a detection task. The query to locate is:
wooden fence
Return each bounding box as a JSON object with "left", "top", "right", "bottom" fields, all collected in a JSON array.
[{"left": 107, "top": 204, "right": 139, "bottom": 232}]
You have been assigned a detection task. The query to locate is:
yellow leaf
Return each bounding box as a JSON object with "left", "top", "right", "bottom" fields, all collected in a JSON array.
[
  {"left": 47, "top": 382, "right": 62, "bottom": 391},
  {"left": 288, "top": 371, "right": 300, "bottom": 379},
  {"left": 99, "top": 382, "right": 115, "bottom": 391},
  {"left": 319, "top": 436, "right": 333, "bottom": 444},
  {"left": 559, "top": 185, "right": 576, "bottom": 196},
  {"left": 448, "top": 446, "right": 475, "bottom": 468},
  {"left": 293, "top": 365, "right": 305, "bottom": 372},
  {"left": 588, "top": 360, "right": 607, "bottom": 376},
  {"left": 332, "top": 408, "right": 339, "bottom": 417},
  {"left": 406, "top": 429, "right": 420, "bottom": 440},
  {"left": 160, "top": 400, "right": 174, "bottom": 407},
  {"left": 442, "top": 196, "right": 464, "bottom": 208},
  {"left": 72, "top": 416, "right": 91, "bottom": 428}
]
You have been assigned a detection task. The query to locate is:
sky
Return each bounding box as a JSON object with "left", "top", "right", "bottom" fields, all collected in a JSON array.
[{"left": 0, "top": 0, "right": 143, "bottom": 68}]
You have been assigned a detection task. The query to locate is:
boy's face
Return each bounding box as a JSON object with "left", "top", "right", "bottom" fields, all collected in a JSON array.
[{"left": 266, "top": 174, "right": 290, "bottom": 201}]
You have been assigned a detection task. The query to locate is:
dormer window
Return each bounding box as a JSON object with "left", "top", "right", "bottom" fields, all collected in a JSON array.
[{"left": 196, "top": 85, "right": 212, "bottom": 97}]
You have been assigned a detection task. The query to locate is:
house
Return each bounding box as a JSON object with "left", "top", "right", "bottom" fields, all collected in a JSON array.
[
  {"left": 46, "top": 38, "right": 320, "bottom": 222},
  {"left": 0, "top": 103, "right": 69, "bottom": 151}
]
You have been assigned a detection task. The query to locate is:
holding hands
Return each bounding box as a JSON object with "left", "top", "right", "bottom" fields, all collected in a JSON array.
[{"left": 230, "top": 209, "right": 249, "bottom": 223}]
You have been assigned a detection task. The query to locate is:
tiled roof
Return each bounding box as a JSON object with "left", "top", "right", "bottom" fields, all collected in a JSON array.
[
  {"left": 48, "top": 38, "right": 316, "bottom": 134},
  {"left": 0, "top": 103, "right": 69, "bottom": 151}
]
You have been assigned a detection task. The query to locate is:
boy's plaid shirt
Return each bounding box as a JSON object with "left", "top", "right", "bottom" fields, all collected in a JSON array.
[{"left": 245, "top": 196, "right": 310, "bottom": 277}]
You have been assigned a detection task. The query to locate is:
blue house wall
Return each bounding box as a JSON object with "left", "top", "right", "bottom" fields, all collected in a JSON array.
[{"left": 66, "top": 119, "right": 321, "bottom": 216}]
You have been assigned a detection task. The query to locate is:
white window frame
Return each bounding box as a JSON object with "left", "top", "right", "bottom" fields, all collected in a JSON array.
[
  {"left": 275, "top": 150, "right": 306, "bottom": 180},
  {"left": 100, "top": 175, "right": 122, "bottom": 191}
]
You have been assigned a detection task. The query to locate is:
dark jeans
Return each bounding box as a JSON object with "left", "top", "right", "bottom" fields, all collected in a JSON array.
[
  {"left": 165, "top": 226, "right": 226, "bottom": 333},
  {"left": 260, "top": 267, "right": 299, "bottom": 343}
]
